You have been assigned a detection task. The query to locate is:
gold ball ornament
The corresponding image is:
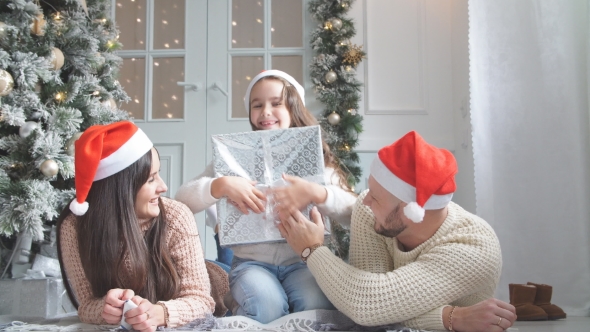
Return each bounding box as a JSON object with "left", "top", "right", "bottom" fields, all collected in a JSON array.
[
  {"left": 50, "top": 48, "right": 65, "bottom": 71},
  {"left": 0, "top": 22, "right": 8, "bottom": 39},
  {"left": 325, "top": 70, "right": 337, "bottom": 84},
  {"left": 65, "top": 132, "right": 83, "bottom": 156},
  {"left": 40, "top": 159, "right": 59, "bottom": 177},
  {"left": 330, "top": 18, "right": 343, "bottom": 31},
  {"left": 19, "top": 121, "right": 38, "bottom": 138},
  {"left": 0, "top": 69, "right": 14, "bottom": 97},
  {"left": 327, "top": 112, "right": 341, "bottom": 125},
  {"left": 30, "top": 14, "right": 46, "bottom": 36}
]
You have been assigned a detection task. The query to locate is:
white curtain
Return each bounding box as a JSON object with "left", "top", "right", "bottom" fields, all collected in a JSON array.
[{"left": 469, "top": 0, "right": 590, "bottom": 316}]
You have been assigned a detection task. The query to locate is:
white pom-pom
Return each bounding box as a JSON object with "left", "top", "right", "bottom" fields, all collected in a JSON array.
[
  {"left": 403, "top": 202, "right": 425, "bottom": 223},
  {"left": 69, "top": 200, "right": 89, "bottom": 216}
]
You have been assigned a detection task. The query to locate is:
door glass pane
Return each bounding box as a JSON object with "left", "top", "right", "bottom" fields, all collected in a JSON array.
[
  {"left": 271, "top": 0, "right": 302, "bottom": 48},
  {"left": 153, "top": 0, "right": 185, "bottom": 49},
  {"left": 115, "top": 0, "right": 147, "bottom": 50},
  {"left": 272, "top": 55, "right": 303, "bottom": 85},
  {"left": 232, "top": 56, "right": 264, "bottom": 118},
  {"left": 232, "top": 0, "right": 264, "bottom": 48},
  {"left": 152, "top": 57, "right": 184, "bottom": 119},
  {"left": 120, "top": 57, "right": 146, "bottom": 120}
]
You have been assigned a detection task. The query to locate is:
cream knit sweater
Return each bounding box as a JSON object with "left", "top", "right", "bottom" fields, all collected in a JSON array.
[
  {"left": 306, "top": 190, "right": 502, "bottom": 331},
  {"left": 60, "top": 198, "right": 215, "bottom": 327}
]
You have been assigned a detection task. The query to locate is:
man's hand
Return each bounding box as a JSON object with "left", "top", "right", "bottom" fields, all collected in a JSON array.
[
  {"left": 450, "top": 298, "right": 517, "bottom": 332},
  {"left": 102, "top": 288, "right": 134, "bottom": 325},
  {"left": 277, "top": 206, "right": 325, "bottom": 255}
]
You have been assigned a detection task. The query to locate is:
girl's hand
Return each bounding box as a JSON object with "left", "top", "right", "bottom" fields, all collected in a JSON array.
[
  {"left": 212, "top": 176, "right": 266, "bottom": 214},
  {"left": 272, "top": 174, "right": 327, "bottom": 212},
  {"left": 102, "top": 288, "right": 134, "bottom": 325},
  {"left": 124, "top": 296, "right": 165, "bottom": 332}
]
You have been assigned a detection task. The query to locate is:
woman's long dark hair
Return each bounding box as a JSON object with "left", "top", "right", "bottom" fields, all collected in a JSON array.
[
  {"left": 57, "top": 149, "right": 180, "bottom": 307},
  {"left": 248, "top": 76, "right": 351, "bottom": 190}
]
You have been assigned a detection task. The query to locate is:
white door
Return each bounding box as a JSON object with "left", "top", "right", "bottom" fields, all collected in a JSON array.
[
  {"left": 115, "top": 0, "right": 209, "bottom": 241},
  {"left": 204, "top": 0, "right": 310, "bottom": 258},
  {"left": 116, "top": 0, "right": 310, "bottom": 259}
]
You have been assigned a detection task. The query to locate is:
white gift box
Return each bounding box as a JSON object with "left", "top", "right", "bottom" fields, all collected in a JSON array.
[
  {"left": 212, "top": 126, "right": 331, "bottom": 247},
  {"left": 0, "top": 277, "right": 76, "bottom": 318}
]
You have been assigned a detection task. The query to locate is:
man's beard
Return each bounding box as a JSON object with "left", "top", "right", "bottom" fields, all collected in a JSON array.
[{"left": 375, "top": 203, "right": 407, "bottom": 238}]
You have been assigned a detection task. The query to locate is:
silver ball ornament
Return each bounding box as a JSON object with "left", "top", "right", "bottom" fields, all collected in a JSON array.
[
  {"left": 0, "top": 22, "right": 8, "bottom": 39},
  {"left": 19, "top": 121, "right": 38, "bottom": 138},
  {"left": 50, "top": 47, "right": 65, "bottom": 70},
  {"left": 327, "top": 112, "right": 341, "bottom": 125},
  {"left": 40, "top": 159, "right": 59, "bottom": 177},
  {"left": 330, "top": 18, "right": 343, "bottom": 31},
  {"left": 65, "top": 132, "right": 83, "bottom": 156},
  {"left": 325, "top": 70, "right": 337, "bottom": 84},
  {"left": 0, "top": 69, "right": 14, "bottom": 97},
  {"left": 102, "top": 98, "right": 117, "bottom": 110},
  {"left": 29, "top": 111, "right": 42, "bottom": 120}
]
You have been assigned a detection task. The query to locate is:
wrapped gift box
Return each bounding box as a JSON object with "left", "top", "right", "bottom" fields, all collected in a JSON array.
[
  {"left": 0, "top": 277, "right": 76, "bottom": 318},
  {"left": 213, "top": 126, "right": 331, "bottom": 246}
]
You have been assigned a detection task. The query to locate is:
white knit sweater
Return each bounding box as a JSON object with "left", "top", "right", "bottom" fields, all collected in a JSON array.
[
  {"left": 174, "top": 161, "right": 356, "bottom": 266},
  {"left": 306, "top": 190, "right": 502, "bottom": 330}
]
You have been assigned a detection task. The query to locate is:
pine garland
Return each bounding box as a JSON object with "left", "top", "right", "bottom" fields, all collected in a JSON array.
[
  {"left": 0, "top": 0, "right": 129, "bottom": 241},
  {"left": 309, "top": 0, "right": 365, "bottom": 259}
]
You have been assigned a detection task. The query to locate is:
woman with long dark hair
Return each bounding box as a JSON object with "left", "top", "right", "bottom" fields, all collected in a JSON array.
[{"left": 57, "top": 121, "right": 216, "bottom": 331}]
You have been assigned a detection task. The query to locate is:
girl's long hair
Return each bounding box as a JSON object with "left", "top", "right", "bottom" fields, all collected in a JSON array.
[
  {"left": 248, "top": 76, "right": 350, "bottom": 190},
  {"left": 57, "top": 149, "right": 179, "bottom": 307}
]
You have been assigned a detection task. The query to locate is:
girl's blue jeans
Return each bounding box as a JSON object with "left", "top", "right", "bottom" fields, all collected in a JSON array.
[{"left": 228, "top": 257, "right": 335, "bottom": 324}]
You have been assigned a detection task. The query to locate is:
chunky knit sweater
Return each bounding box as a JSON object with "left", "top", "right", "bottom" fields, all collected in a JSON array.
[
  {"left": 306, "top": 190, "right": 502, "bottom": 330},
  {"left": 175, "top": 162, "right": 356, "bottom": 266},
  {"left": 59, "top": 197, "right": 215, "bottom": 327}
]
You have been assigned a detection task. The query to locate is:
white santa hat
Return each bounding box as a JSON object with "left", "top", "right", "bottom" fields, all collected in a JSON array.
[
  {"left": 370, "top": 131, "right": 457, "bottom": 223},
  {"left": 69, "top": 121, "right": 153, "bottom": 216},
  {"left": 243, "top": 69, "right": 305, "bottom": 112}
]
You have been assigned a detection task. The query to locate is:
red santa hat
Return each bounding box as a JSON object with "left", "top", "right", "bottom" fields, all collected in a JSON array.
[
  {"left": 370, "top": 131, "right": 457, "bottom": 223},
  {"left": 69, "top": 121, "right": 153, "bottom": 216},
  {"left": 243, "top": 69, "right": 305, "bottom": 112}
]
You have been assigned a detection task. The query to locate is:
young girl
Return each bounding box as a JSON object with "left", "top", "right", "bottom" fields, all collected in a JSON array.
[
  {"left": 57, "top": 121, "right": 221, "bottom": 331},
  {"left": 175, "top": 70, "right": 356, "bottom": 323}
]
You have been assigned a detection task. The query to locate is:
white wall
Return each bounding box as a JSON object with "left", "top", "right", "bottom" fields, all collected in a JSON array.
[{"left": 350, "top": 0, "right": 475, "bottom": 213}]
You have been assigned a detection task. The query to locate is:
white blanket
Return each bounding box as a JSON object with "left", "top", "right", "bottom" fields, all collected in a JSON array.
[{"left": 0, "top": 310, "right": 431, "bottom": 332}]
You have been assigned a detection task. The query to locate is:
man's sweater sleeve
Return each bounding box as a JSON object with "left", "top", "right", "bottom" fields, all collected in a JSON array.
[{"left": 307, "top": 191, "right": 501, "bottom": 329}]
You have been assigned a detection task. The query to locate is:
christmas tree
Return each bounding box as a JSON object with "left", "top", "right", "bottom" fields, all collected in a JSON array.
[
  {"left": 309, "top": 0, "right": 365, "bottom": 259},
  {"left": 0, "top": 0, "right": 129, "bottom": 258}
]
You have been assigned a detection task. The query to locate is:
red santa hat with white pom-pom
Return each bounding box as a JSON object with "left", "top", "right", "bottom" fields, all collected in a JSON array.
[
  {"left": 370, "top": 131, "right": 457, "bottom": 223},
  {"left": 69, "top": 121, "right": 152, "bottom": 216}
]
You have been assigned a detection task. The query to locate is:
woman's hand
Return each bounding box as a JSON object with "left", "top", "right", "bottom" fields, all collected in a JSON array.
[
  {"left": 102, "top": 288, "right": 135, "bottom": 325},
  {"left": 272, "top": 174, "right": 327, "bottom": 212},
  {"left": 449, "top": 298, "right": 517, "bottom": 332},
  {"left": 211, "top": 176, "right": 266, "bottom": 214},
  {"left": 124, "top": 296, "right": 165, "bottom": 332}
]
